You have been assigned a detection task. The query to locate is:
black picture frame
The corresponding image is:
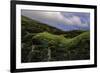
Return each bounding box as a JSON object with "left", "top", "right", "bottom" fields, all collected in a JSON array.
[{"left": 10, "top": 0, "right": 97, "bottom": 73}]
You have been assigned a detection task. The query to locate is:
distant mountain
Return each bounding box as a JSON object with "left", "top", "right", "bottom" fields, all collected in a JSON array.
[
  {"left": 22, "top": 15, "right": 63, "bottom": 34},
  {"left": 22, "top": 15, "right": 85, "bottom": 38}
]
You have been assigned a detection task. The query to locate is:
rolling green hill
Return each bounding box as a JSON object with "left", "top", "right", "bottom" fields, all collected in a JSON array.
[{"left": 30, "top": 31, "right": 90, "bottom": 61}]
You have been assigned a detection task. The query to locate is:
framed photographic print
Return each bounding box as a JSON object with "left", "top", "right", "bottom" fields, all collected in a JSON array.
[{"left": 10, "top": 0, "right": 97, "bottom": 72}]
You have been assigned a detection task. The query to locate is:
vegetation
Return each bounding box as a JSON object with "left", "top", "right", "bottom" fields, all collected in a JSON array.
[{"left": 21, "top": 16, "right": 90, "bottom": 63}]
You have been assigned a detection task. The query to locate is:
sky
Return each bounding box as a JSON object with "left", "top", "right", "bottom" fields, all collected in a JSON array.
[{"left": 21, "top": 10, "right": 90, "bottom": 31}]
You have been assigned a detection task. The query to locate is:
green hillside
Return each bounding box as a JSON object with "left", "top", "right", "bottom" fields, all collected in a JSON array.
[
  {"left": 22, "top": 16, "right": 85, "bottom": 38},
  {"left": 21, "top": 15, "right": 90, "bottom": 62}
]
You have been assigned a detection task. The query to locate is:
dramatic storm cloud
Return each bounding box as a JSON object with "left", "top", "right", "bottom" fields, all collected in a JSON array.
[{"left": 21, "top": 10, "right": 90, "bottom": 31}]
